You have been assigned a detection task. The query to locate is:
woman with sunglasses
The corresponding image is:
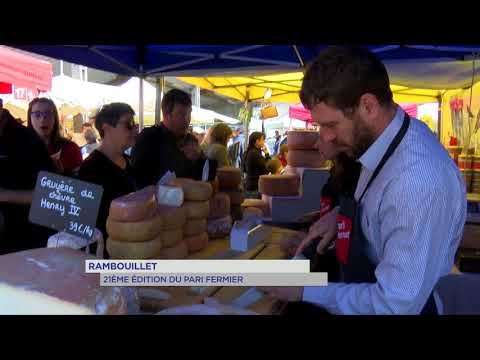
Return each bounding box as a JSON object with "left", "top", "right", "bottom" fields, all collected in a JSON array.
[
  {"left": 27, "top": 98, "right": 83, "bottom": 176},
  {"left": 77, "top": 103, "right": 138, "bottom": 257}
]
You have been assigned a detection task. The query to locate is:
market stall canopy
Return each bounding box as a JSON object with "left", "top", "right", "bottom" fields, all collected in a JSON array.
[
  {"left": 9, "top": 45, "right": 480, "bottom": 87},
  {"left": 0, "top": 45, "right": 52, "bottom": 97},
  {"left": 179, "top": 73, "right": 444, "bottom": 104}
]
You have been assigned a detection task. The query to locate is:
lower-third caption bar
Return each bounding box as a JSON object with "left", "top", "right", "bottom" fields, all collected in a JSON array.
[{"left": 100, "top": 273, "right": 328, "bottom": 287}]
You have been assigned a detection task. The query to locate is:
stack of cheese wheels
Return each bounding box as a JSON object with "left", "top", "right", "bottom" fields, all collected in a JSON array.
[
  {"left": 286, "top": 130, "right": 326, "bottom": 168},
  {"left": 255, "top": 174, "right": 301, "bottom": 216},
  {"left": 170, "top": 178, "right": 212, "bottom": 253},
  {"left": 106, "top": 186, "right": 166, "bottom": 259},
  {"left": 216, "top": 166, "right": 244, "bottom": 221},
  {"left": 241, "top": 198, "right": 270, "bottom": 217},
  {"left": 207, "top": 192, "right": 233, "bottom": 239}
]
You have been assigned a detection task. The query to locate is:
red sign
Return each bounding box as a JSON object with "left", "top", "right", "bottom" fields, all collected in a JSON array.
[{"left": 336, "top": 214, "right": 352, "bottom": 264}]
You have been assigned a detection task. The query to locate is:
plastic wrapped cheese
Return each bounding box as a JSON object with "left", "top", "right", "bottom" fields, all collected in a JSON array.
[
  {"left": 216, "top": 167, "right": 242, "bottom": 190},
  {"left": 0, "top": 248, "right": 127, "bottom": 315},
  {"left": 287, "top": 130, "right": 319, "bottom": 150},
  {"left": 109, "top": 186, "right": 156, "bottom": 222},
  {"left": 156, "top": 184, "right": 184, "bottom": 207},
  {"left": 258, "top": 174, "right": 300, "bottom": 196},
  {"left": 106, "top": 212, "right": 163, "bottom": 242},
  {"left": 207, "top": 215, "right": 233, "bottom": 239},
  {"left": 169, "top": 178, "right": 213, "bottom": 201},
  {"left": 107, "top": 234, "right": 163, "bottom": 259}
]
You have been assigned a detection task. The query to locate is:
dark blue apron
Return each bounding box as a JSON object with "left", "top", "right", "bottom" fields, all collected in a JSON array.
[{"left": 337, "top": 113, "right": 437, "bottom": 315}]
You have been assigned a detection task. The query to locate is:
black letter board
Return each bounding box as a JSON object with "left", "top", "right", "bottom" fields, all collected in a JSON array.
[{"left": 28, "top": 171, "right": 103, "bottom": 240}]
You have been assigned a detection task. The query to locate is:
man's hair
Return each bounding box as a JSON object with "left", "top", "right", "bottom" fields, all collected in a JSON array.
[
  {"left": 94, "top": 102, "right": 135, "bottom": 138},
  {"left": 161, "top": 89, "right": 192, "bottom": 116},
  {"left": 300, "top": 46, "right": 393, "bottom": 115},
  {"left": 209, "top": 123, "right": 233, "bottom": 147}
]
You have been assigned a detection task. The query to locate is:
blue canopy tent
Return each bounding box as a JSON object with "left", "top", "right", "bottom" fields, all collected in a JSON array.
[{"left": 10, "top": 44, "right": 480, "bottom": 128}]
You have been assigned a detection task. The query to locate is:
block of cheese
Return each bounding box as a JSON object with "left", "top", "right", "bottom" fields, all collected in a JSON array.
[
  {"left": 287, "top": 149, "right": 326, "bottom": 168},
  {"left": 169, "top": 178, "right": 212, "bottom": 201},
  {"left": 160, "top": 228, "right": 183, "bottom": 248},
  {"left": 106, "top": 212, "right": 163, "bottom": 242},
  {"left": 258, "top": 174, "right": 300, "bottom": 196},
  {"left": 208, "top": 192, "right": 231, "bottom": 219},
  {"left": 156, "top": 184, "right": 184, "bottom": 207},
  {"left": 224, "top": 189, "right": 245, "bottom": 206},
  {"left": 158, "top": 241, "right": 189, "bottom": 259},
  {"left": 216, "top": 167, "right": 242, "bottom": 190},
  {"left": 182, "top": 200, "right": 210, "bottom": 220},
  {"left": 209, "top": 178, "right": 220, "bottom": 194},
  {"left": 207, "top": 215, "right": 233, "bottom": 239},
  {"left": 0, "top": 248, "right": 127, "bottom": 314},
  {"left": 243, "top": 207, "right": 264, "bottom": 218},
  {"left": 184, "top": 219, "right": 208, "bottom": 237},
  {"left": 107, "top": 234, "right": 163, "bottom": 259},
  {"left": 185, "top": 232, "right": 209, "bottom": 253},
  {"left": 241, "top": 199, "right": 270, "bottom": 216},
  {"left": 287, "top": 130, "right": 319, "bottom": 150},
  {"left": 109, "top": 186, "right": 156, "bottom": 222},
  {"left": 156, "top": 205, "right": 187, "bottom": 230}
]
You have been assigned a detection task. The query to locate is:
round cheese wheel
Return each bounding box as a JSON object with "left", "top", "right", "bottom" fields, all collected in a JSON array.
[
  {"left": 216, "top": 167, "right": 242, "bottom": 190},
  {"left": 184, "top": 219, "right": 208, "bottom": 236},
  {"left": 287, "top": 150, "right": 326, "bottom": 168},
  {"left": 243, "top": 207, "right": 264, "bottom": 218},
  {"left": 106, "top": 212, "right": 163, "bottom": 242},
  {"left": 258, "top": 174, "right": 300, "bottom": 196},
  {"left": 209, "top": 178, "right": 220, "bottom": 194},
  {"left": 158, "top": 241, "right": 189, "bottom": 259},
  {"left": 169, "top": 178, "right": 212, "bottom": 201},
  {"left": 183, "top": 200, "right": 210, "bottom": 220},
  {"left": 224, "top": 189, "right": 245, "bottom": 206},
  {"left": 207, "top": 215, "right": 233, "bottom": 239},
  {"left": 157, "top": 205, "right": 187, "bottom": 230},
  {"left": 185, "top": 232, "right": 209, "bottom": 253},
  {"left": 109, "top": 186, "right": 156, "bottom": 222},
  {"left": 287, "top": 130, "right": 319, "bottom": 150},
  {"left": 241, "top": 199, "right": 269, "bottom": 216},
  {"left": 208, "top": 192, "right": 231, "bottom": 219},
  {"left": 160, "top": 228, "right": 184, "bottom": 248},
  {"left": 107, "top": 234, "right": 163, "bottom": 259}
]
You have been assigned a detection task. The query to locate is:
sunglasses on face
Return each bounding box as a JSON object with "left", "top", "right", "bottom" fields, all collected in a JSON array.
[{"left": 31, "top": 111, "right": 54, "bottom": 119}]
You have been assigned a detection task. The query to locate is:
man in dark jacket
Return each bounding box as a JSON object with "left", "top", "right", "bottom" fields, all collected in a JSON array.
[{"left": 132, "top": 89, "right": 215, "bottom": 188}]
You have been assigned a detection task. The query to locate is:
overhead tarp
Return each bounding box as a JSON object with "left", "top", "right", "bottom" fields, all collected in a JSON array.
[
  {"left": 0, "top": 45, "right": 52, "bottom": 99},
  {"left": 178, "top": 73, "right": 442, "bottom": 104},
  {"left": 9, "top": 45, "right": 480, "bottom": 88}
]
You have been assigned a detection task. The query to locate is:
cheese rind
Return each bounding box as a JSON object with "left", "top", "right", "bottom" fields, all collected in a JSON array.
[
  {"left": 107, "top": 234, "right": 163, "bottom": 259},
  {"left": 182, "top": 200, "right": 210, "bottom": 220},
  {"left": 258, "top": 174, "right": 300, "bottom": 196},
  {"left": 109, "top": 186, "right": 156, "bottom": 222},
  {"left": 208, "top": 192, "right": 231, "bottom": 219},
  {"left": 216, "top": 167, "right": 242, "bottom": 190},
  {"left": 157, "top": 205, "right": 187, "bottom": 230},
  {"left": 106, "top": 213, "right": 163, "bottom": 242},
  {"left": 160, "top": 228, "right": 184, "bottom": 248},
  {"left": 287, "top": 150, "right": 326, "bottom": 168},
  {"left": 169, "top": 178, "right": 213, "bottom": 201},
  {"left": 185, "top": 232, "right": 209, "bottom": 253},
  {"left": 287, "top": 130, "right": 319, "bottom": 150},
  {"left": 184, "top": 218, "right": 208, "bottom": 236},
  {"left": 158, "top": 241, "right": 189, "bottom": 259}
]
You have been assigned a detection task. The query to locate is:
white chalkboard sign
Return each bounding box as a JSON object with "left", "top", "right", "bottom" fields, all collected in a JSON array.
[{"left": 28, "top": 171, "right": 103, "bottom": 240}]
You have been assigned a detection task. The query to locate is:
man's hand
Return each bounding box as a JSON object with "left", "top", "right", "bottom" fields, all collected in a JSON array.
[
  {"left": 257, "top": 286, "right": 304, "bottom": 302},
  {"left": 182, "top": 143, "right": 201, "bottom": 161},
  {"left": 294, "top": 207, "right": 339, "bottom": 257},
  {"left": 279, "top": 232, "right": 307, "bottom": 257}
]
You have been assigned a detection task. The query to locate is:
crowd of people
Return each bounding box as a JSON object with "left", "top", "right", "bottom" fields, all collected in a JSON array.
[
  {"left": 0, "top": 45, "right": 468, "bottom": 315},
  {"left": 0, "top": 87, "right": 289, "bottom": 257}
]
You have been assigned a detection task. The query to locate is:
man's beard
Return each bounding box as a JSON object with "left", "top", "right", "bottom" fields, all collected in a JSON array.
[{"left": 350, "top": 116, "right": 376, "bottom": 160}]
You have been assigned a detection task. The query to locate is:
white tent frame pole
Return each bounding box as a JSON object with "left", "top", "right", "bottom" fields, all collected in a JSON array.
[{"left": 155, "top": 76, "right": 165, "bottom": 125}]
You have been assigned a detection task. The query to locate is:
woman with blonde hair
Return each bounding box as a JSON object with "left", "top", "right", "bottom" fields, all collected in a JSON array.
[{"left": 203, "top": 123, "right": 233, "bottom": 168}]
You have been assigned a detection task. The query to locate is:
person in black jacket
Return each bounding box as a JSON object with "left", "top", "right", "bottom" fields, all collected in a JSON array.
[
  {"left": 131, "top": 89, "right": 216, "bottom": 188},
  {"left": 0, "top": 106, "right": 56, "bottom": 254},
  {"left": 243, "top": 131, "right": 270, "bottom": 198}
]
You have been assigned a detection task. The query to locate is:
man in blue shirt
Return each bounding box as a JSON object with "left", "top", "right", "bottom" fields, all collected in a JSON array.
[{"left": 259, "top": 46, "right": 466, "bottom": 315}]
